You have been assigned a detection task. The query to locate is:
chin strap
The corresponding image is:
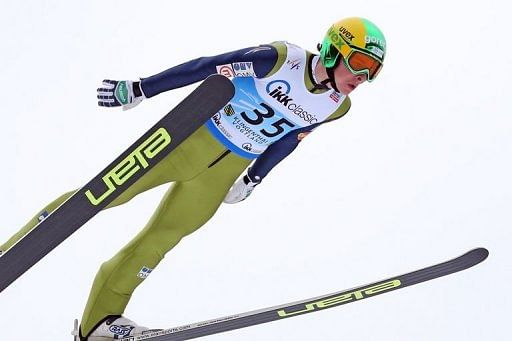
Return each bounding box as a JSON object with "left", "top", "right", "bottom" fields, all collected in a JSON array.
[
  {"left": 312, "top": 71, "right": 339, "bottom": 93},
  {"left": 322, "top": 67, "right": 340, "bottom": 93},
  {"left": 311, "top": 79, "right": 330, "bottom": 92}
]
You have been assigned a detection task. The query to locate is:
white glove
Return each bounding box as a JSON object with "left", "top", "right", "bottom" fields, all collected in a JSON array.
[
  {"left": 224, "top": 173, "right": 261, "bottom": 204},
  {"left": 97, "top": 79, "right": 146, "bottom": 111}
]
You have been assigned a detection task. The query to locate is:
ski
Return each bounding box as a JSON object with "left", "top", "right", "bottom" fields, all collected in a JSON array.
[
  {"left": 0, "top": 74, "right": 234, "bottom": 293},
  {"left": 118, "top": 248, "right": 488, "bottom": 341}
]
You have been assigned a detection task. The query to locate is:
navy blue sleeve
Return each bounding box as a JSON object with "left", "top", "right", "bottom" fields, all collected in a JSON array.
[
  {"left": 248, "top": 114, "right": 348, "bottom": 182},
  {"left": 248, "top": 124, "right": 318, "bottom": 181},
  {"left": 140, "top": 45, "right": 278, "bottom": 98}
]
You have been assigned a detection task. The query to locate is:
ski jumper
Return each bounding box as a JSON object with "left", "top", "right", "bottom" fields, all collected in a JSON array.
[{"left": 0, "top": 41, "right": 351, "bottom": 338}]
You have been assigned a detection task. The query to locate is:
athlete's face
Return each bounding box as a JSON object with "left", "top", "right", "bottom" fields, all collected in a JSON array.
[{"left": 333, "top": 62, "right": 367, "bottom": 95}]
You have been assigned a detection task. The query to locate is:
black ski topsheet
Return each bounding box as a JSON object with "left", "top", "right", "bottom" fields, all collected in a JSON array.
[
  {"left": 121, "top": 248, "right": 488, "bottom": 341},
  {"left": 0, "top": 74, "right": 234, "bottom": 293}
]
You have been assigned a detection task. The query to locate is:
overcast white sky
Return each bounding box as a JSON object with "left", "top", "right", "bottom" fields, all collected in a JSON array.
[{"left": 0, "top": 1, "right": 510, "bottom": 340}]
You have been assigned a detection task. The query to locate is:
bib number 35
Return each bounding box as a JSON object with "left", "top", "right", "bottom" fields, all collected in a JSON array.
[{"left": 240, "top": 103, "right": 295, "bottom": 138}]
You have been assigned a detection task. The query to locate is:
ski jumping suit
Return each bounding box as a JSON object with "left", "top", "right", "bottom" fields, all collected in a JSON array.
[{"left": 0, "top": 41, "right": 351, "bottom": 338}]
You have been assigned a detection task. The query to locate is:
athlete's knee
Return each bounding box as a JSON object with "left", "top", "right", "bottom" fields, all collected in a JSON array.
[
  {"left": 96, "top": 258, "right": 117, "bottom": 281},
  {"left": 169, "top": 206, "right": 218, "bottom": 239}
]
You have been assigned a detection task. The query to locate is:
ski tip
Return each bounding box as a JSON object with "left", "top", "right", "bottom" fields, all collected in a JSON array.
[{"left": 466, "top": 247, "right": 489, "bottom": 264}]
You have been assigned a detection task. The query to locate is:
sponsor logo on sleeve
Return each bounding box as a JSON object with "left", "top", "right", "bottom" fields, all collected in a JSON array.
[
  {"left": 216, "top": 64, "right": 236, "bottom": 77},
  {"left": 232, "top": 62, "right": 256, "bottom": 76},
  {"left": 216, "top": 62, "right": 256, "bottom": 77}
]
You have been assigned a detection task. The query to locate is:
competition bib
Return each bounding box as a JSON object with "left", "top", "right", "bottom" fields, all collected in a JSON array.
[{"left": 207, "top": 43, "right": 346, "bottom": 159}]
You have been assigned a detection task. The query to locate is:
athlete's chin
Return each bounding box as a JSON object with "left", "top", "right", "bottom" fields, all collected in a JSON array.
[
  {"left": 336, "top": 83, "right": 356, "bottom": 96},
  {"left": 337, "top": 87, "right": 353, "bottom": 96}
]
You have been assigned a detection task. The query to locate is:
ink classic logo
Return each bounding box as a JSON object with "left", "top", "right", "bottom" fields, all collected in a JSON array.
[
  {"left": 265, "top": 80, "right": 319, "bottom": 124},
  {"left": 216, "top": 62, "right": 256, "bottom": 77}
]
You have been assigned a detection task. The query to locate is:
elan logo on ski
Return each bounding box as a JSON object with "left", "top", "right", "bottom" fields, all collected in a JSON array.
[
  {"left": 277, "top": 279, "right": 401, "bottom": 317},
  {"left": 0, "top": 74, "right": 235, "bottom": 294},
  {"left": 95, "top": 248, "right": 487, "bottom": 341},
  {"left": 85, "top": 128, "right": 172, "bottom": 206}
]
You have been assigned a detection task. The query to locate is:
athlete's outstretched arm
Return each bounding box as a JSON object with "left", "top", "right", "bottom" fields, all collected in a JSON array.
[
  {"left": 141, "top": 45, "right": 278, "bottom": 97},
  {"left": 97, "top": 45, "right": 278, "bottom": 110}
]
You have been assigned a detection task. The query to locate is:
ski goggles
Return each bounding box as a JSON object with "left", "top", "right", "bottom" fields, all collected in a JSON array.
[{"left": 341, "top": 49, "right": 383, "bottom": 82}]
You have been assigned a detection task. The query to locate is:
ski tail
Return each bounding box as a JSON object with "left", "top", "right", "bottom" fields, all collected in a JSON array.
[{"left": 120, "top": 248, "right": 488, "bottom": 341}]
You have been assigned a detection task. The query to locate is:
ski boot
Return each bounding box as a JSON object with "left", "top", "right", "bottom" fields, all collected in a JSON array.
[{"left": 72, "top": 315, "right": 156, "bottom": 340}]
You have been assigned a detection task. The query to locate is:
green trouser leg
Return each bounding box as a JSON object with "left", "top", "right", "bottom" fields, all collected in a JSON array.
[
  {"left": 0, "top": 125, "right": 250, "bottom": 336},
  {"left": 0, "top": 190, "right": 77, "bottom": 253},
  {"left": 79, "top": 127, "right": 251, "bottom": 336},
  {"left": 0, "top": 118, "right": 207, "bottom": 255}
]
